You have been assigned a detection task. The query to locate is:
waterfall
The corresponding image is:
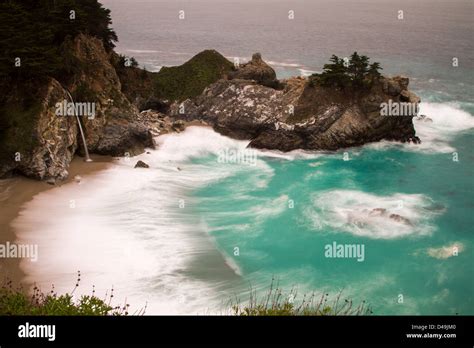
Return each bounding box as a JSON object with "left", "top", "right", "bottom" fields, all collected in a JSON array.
[{"left": 63, "top": 88, "right": 93, "bottom": 162}]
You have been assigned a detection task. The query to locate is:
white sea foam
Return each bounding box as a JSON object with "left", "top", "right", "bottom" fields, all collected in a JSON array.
[
  {"left": 367, "top": 102, "right": 474, "bottom": 154},
  {"left": 306, "top": 190, "right": 444, "bottom": 239},
  {"left": 414, "top": 102, "right": 474, "bottom": 152},
  {"left": 13, "top": 127, "right": 275, "bottom": 314},
  {"left": 426, "top": 242, "right": 465, "bottom": 259}
]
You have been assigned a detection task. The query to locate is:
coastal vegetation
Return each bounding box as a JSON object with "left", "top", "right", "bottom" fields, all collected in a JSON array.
[
  {"left": 311, "top": 52, "right": 382, "bottom": 89},
  {"left": 0, "top": 273, "right": 134, "bottom": 316},
  {"left": 153, "top": 50, "right": 235, "bottom": 102},
  {"left": 0, "top": 276, "right": 370, "bottom": 316}
]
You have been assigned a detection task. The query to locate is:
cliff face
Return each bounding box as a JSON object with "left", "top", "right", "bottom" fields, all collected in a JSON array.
[
  {"left": 0, "top": 79, "right": 77, "bottom": 180},
  {"left": 64, "top": 34, "right": 154, "bottom": 157},
  {"left": 0, "top": 34, "right": 154, "bottom": 181},
  {"left": 170, "top": 56, "right": 420, "bottom": 152}
]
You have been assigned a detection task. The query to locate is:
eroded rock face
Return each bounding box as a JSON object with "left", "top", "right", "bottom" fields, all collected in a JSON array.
[
  {"left": 170, "top": 73, "right": 420, "bottom": 152},
  {"left": 65, "top": 34, "right": 154, "bottom": 158},
  {"left": 170, "top": 78, "right": 305, "bottom": 140},
  {"left": 0, "top": 78, "right": 78, "bottom": 180}
]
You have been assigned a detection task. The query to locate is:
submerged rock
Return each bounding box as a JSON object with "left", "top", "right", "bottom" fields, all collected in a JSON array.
[
  {"left": 389, "top": 214, "right": 412, "bottom": 225},
  {"left": 369, "top": 208, "right": 387, "bottom": 216}
]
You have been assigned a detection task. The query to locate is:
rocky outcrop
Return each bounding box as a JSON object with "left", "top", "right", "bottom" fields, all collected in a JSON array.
[
  {"left": 170, "top": 65, "right": 420, "bottom": 152},
  {"left": 229, "top": 53, "right": 280, "bottom": 88}
]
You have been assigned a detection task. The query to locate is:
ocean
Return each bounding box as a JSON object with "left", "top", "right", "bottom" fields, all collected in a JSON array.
[{"left": 13, "top": 0, "right": 474, "bottom": 314}]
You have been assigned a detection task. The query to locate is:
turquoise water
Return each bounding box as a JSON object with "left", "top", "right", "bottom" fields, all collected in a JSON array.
[
  {"left": 188, "top": 101, "right": 474, "bottom": 314},
  {"left": 190, "top": 134, "right": 473, "bottom": 314}
]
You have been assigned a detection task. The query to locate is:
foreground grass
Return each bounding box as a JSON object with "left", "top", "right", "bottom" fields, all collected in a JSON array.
[
  {"left": 0, "top": 272, "right": 137, "bottom": 316},
  {"left": 229, "top": 279, "right": 372, "bottom": 316},
  {"left": 1, "top": 274, "right": 371, "bottom": 316}
]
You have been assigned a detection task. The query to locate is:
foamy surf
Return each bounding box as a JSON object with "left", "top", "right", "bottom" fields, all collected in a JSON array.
[
  {"left": 306, "top": 190, "right": 444, "bottom": 239},
  {"left": 366, "top": 102, "right": 474, "bottom": 154},
  {"left": 13, "top": 127, "right": 275, "bottom": 314}
]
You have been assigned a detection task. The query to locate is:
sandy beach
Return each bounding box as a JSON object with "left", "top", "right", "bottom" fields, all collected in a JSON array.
[{"left": 0, "top": 155, "right": 114, "bottom": 286}]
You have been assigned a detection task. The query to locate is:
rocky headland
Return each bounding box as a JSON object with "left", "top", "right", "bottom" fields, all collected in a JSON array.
[{"left": 0, "top": 36, "right": 421, "bottom": 182}]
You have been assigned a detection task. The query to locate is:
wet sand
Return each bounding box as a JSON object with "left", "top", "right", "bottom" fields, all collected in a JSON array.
[{"left": 0, "top": 155, "right": 114, "bottom": 286}]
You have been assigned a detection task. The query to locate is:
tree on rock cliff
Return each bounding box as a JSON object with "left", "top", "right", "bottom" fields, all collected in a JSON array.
[
  {"left": 348, "top": 52, "right": 370, "bottom": 87},
  {"left": 367, "top": 62, "right": 383, "bottom": 80},
  {"left": 315, "top": 52, "right": 382, "bottom": 90}
]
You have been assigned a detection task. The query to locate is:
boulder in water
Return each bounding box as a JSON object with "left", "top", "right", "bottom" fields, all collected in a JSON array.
[{"left": 134, "top": 160, "right": 150, "bottom": 168}]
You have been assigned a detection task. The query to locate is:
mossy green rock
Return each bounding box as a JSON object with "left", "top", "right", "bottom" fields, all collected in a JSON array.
[{"left": 153, "top": 50, "right": 234, "bottom": 102}]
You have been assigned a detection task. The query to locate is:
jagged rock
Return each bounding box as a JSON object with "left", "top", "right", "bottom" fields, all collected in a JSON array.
[
  {"left": 170, "top": 68, "right": 420, "bottom": 151},
  {"left": 134, "top": 160, "right": 149, "bottom": 168},
  {"left": 138, "top": 110, "right": 174, "bottom": 135},
  {"left": 94, "top": 121, "right": 154, "bottom": 156},
  {"left": 229, "top": 53, "right": 279, "bottom": 88},
  {"left": 383, "top": 76, "right": 409, "bottom": 96}
]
